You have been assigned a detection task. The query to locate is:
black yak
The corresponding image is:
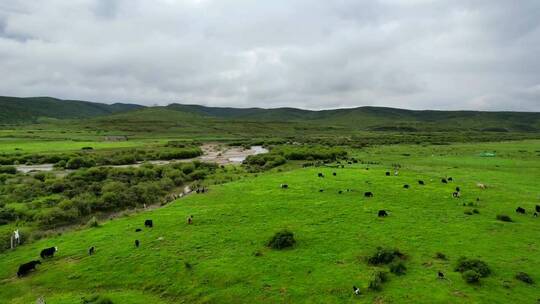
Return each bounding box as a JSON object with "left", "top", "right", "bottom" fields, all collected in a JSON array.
[
  {"left": 281, "top": 184, "right": 288, "bottom": 189},
  {"left": 364, "top": 192, "right": 374, "bottom": 198},
  {"left": 88, "top": 246, "right": 95, "bottom": 255},
  {"left": 135, "top": 240, "right": 140, "bottom": 247},
  {"left": 403, "top": 184, "right": 410, "bottom": 189},
  {"left": 40, "top": 247, "right": 57, "bottom": 259},
  {"left": 17, "top": 260, "right": 41, "bottom": 277},
  {"left": 318, "top": 173, "right": 324, "bottom": 178},
  {"left": 441, "top": 178, "right": 447, "bottom": 184},
  {"left": 144, "top": 220, "right": 153, "bottom": 228},
  {"left": 378, "top": 210, "right": 388, "bottom": 217},
  {"left": 516, "top": 207, "right": 526, "bottom": 214},
  {"left": 385, "top": 172, "right": 390, "bottom": 176},
  {"left": 418, "top": 180, "right": 425, "bottom": 185}
]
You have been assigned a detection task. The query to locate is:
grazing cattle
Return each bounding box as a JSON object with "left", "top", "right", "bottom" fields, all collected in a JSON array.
[
  {"left": 333, "top": 172, "right": 337, "bottom": 176},
  {"left": 348, "top": 161, "right": 352, "bottom": 165},
  {"left": 135, "top": 240, "right": 140, "bottom": 248},
  {"left": 385, "top": 172, "right": 390, "bottom": 176},
  {"left": 187, "top": 215, "right": 193, "bottom": 225},
  {"left": 452, "top": 192, "right": 460, "bottom": 198},
  {"left": 318, "top": 173, "right": 324, "bottom": 178},
  {"left": 455, "top": 187, "right": 460, "bottom": 192},
  {"left": 516, "top": 207, "right": 526, "bottom": 214},
  {"left": 441, "top": 178, "right": 447, "bottom": 184},
  {"left": 534, "top": 212, "right": 538, "bottom": 217},
  {"left": 135, "top": 228, "right": 142, "bottom": 232},
  {"left": 17, "top": 260, "right": 41, "bottom": 277},
  {"left": 378, "top": 210, "right": 388, "bottom": 217},
  {"left": 536, "top": 205, "right": 540, "bottom": 213},
  {"left": 364, "top": 192, "right": 374, "bottom": 198},
  {"left": 88, "top": 246, "right": 95, "bottom": 255},
  {"left": 448, "top": 177, "right": 453, "bottom": 182},
  {"left": 319, "top": 189, "right": 324, "bottom": 192},
  {"left": 353, "top": 285, "right": 360, "bottom": 295},
  {"left": 394, "top": 170, "right": 399, "bottom": 176},
  {"left": 403, "top": 184, "right": 410, "bottom": 189},
  {"left": 144, "top": 220, "right": 153, "bottom": 228},
  {"left": 338, "top": 190, "right": 343, "bottom": 194},
  {"left": 438, "top": 271, "right": 445, "bottom": 279},
  {"left": 418, "top": 180, "right": 425, "bottom": 185},
  {"left": 40, "top": 247, "right": 57, "bottom": 259},
  {"left": 281, "top": 184, "right": 288, "bottom": 189},
  {"left": 477, "top": 183, "right": 487, "bottom": 189}
]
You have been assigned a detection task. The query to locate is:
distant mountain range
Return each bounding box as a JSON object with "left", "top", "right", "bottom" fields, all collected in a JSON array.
[{"left": 1, "top": 96, "right": 539, "bottom": 132}]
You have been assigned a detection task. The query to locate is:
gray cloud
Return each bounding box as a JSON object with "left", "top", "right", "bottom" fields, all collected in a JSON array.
[{"left": 0, "top": 0, "right": 539, "bottom": 111}]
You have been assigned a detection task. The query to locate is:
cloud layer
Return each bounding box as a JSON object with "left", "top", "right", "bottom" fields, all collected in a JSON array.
[{"left": 1, "top": 0, "right": 539, "bottom": 111}]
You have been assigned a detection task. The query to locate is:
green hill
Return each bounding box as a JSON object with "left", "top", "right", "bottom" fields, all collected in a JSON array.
[
  {"left": 166, "top": 104, "right": 540, "bottom": 132},
  {"left": 0, "top": 96, "right": 144, "bottom": 124}
]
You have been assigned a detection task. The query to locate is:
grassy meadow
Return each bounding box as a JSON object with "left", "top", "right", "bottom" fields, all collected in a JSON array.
[{"left": 0, "top": 140, "right": 538, "bottom": 303}]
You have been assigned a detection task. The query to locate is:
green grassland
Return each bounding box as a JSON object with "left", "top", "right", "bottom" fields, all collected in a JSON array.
[{"left": 0, "top": 141, "right": 538, "bottom": 303}]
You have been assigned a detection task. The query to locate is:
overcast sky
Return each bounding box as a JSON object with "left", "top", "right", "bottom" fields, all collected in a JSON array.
[{"left": 1, "top": 1, "right": 539, "bottom": 111}]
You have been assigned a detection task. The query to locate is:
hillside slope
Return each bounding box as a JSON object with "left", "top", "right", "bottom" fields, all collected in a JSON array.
[
  {"left": 0, "top": 141, "right": 539, "bottom": 303},
  {"left": 166, "top": 104, "right": 540, "bottom": 132},
  {"left": 0, "top": 96, "right": 144, "bottom": 124}
]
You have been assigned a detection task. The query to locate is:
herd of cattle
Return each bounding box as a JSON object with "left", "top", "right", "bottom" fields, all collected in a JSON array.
[
  {"left": 14, "top": 165, "right": 539, "bottom": 280},
  {"left": 16, "top": 216, "right": 196, "bottom": 278}
]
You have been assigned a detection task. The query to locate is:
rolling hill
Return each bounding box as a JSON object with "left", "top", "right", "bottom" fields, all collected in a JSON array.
[
  {"left": 0, "top": 96, "right": 144, "bottom": 124},
  {"left": 1, "top": 96, "right": 540, "bottom": 133}
]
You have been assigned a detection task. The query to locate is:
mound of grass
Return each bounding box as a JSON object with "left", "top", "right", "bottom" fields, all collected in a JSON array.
[
  {"left": 496, "top": 214, "right": 513, "bottom": 222},
  {"left": 367, "top": 247, "right": 404, "bottom": 265},
  {"left": 267, "top": 230, "right": 296, "bottom": 250},
  {"left": 515, "top": 272, "right": 534, "bottom": 284},
  {"left": 455, "top": 257, "right": 491, "bottom": 277}
]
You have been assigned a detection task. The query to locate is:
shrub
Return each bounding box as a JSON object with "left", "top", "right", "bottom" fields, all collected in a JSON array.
[
  {"left": 267, "top": 230, "right": 296, "bottom": 249},
  {"left": 515, "top": 272, "right": 534, "bottom": 284},
  {"left": 455, "top": 257, "right": 491, "bottom": 277},
  {"left": 472, "top": 209, "right": 480, "bottom": 214},
  {"left": 367, "top": 247, "right": 404, "bottom": 265},
  {"left": 496, "top": 214, "right": 512, "bottom": 222},
  {"left": 0, "top": 166, "right": 17, "bottom": 175},
  {"left": 87, "top": 216, "right": 99, "bottom": 228},
  {"left": 462, "top": 270, "right": 481, "bottom": 284},
  {"left": 368, "top": 271, "right": 389, "bottom": 291},
  {"left": 389, "top": 261, "right": 407, "bottom": 275}
]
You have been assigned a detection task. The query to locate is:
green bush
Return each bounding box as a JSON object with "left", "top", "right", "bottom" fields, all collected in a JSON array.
[
  {"left": 0, "top": 166, "right": 17, "bottom": 174},
  {"left": 87, "top": 216, "right": 99, "bottom": 228},
  {"left": 515, "top": 272, "right": 534, "bottom": 284},
  {"left": 496, "top": 214, "right": 512, "bottom": 222},
  {"left": 367, "top": 247, "right": 404, "bottom": 265},
  {"left": 455, "top": 257, "right": 491, "bottom": 277},
  {"left": 368, "top": 271, "right": 389, "bottom": 291},
  {"left": 267, "top": 230, "right": 296, "bottom": 249},
  {"left": 389, "top": 261, "right": 407, "bottom": 275},
  {"left": 462, "top": 270, "right": 481, "bottom": 284}
]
